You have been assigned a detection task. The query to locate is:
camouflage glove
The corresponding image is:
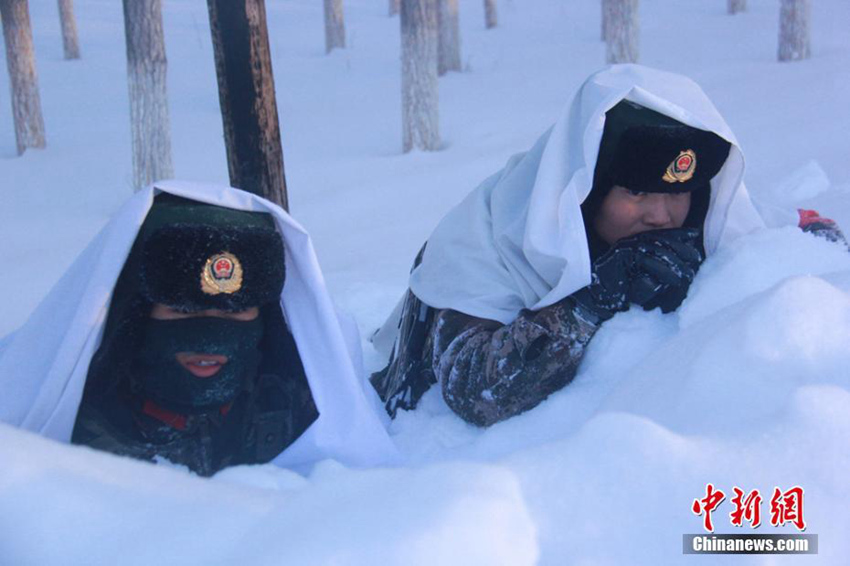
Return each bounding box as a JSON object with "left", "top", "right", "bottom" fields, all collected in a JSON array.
[
  {"left": 571, "top": 227, "right": 704, "bottom": 323},
  {"left": 626, "top": 228, "right": 704, "bottom": 314}
]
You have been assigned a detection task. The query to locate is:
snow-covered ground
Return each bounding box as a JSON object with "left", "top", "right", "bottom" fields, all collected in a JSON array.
[{"left": 2, "top": 0, "right": 850, "bottom": 564}]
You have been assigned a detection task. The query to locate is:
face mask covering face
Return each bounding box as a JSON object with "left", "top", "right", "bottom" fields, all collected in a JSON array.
[{"left": 134, "top": 316, "right": 264, "bottom": 412}]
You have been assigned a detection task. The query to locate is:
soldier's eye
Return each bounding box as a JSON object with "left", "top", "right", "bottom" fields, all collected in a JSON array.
[{"left": 627, "top": 189, "right": 647, "bottom": 197}]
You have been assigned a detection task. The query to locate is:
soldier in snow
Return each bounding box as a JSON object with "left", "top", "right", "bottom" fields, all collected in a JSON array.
[
  {"left": 0, "top": 181, "right": 396, "bottom": 475},
  {"left": 371, "top": 64, "right": 824, "bottom": 427},
  {"left": 69, "top": 192, "right": 315, "bottom": 476}
]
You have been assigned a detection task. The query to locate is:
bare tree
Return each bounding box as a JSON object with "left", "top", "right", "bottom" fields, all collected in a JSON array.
[
  {"left": 484, "top": 0, "right": 497, "bottom": 29},
  {"left": 437, "top": 0, "right": 460, "bottom": 75},
  {"left": 122, "top": 0, "right": 173, "bottom": 190},
  {"left": 58, "top": 0, "right": 80, "bottom": 59},
  {"left": 727, "top": 0, "right": 746, "bottom": 15},
  {"left": 601, "top": 0, "right": 613, "bottom": 41},
  {"left": 778, "top": 0, "right": 810, "bottom": 62},
  {"left": 401, "top": 0, "right": 440, "bottom": 152},
  {"left": 606, "top": 0, "right": 639, "bottom": 64},
  {"left": 323, "top": 0, "right": 345, "bottom": 53},
  {"left": 390, "top": 0, "right": 400, "bottom": 17},
  {"left": 207, "top": 0, "right": 288, "bottom": 209},
  {"left": 1, "top": 0, "right": 46, "bottom": 155}
]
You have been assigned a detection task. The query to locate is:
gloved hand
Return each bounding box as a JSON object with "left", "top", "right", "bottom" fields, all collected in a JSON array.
[
  {"left": 570, "top": 227, "right": 704, "bottom": 322},
  {"left": 626, "top": 228, "right": 704, "bottom": 313}
]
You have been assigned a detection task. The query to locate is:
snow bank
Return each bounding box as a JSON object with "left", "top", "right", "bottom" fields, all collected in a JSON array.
[
  {"left": 681, "top": 226, "right": 850, "bottom": 326},
  {"left": 0, "top": 426, "right": 538, "bottom": 566}
]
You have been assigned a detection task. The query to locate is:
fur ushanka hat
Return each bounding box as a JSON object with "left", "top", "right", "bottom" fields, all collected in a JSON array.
[
  {"left": 138, "top": 194, "right": 286, "bottom": 312},
  {"left": 582, "top": 100, "right": 732, "bottom": 233}
]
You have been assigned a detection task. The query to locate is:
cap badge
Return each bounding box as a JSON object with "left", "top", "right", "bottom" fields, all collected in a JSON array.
[
  {"left": 201, "top": 252, "right": 243, "bottom": 295},
  {"left": 663, "top": 149, "right": 697, "bottom": 183}
]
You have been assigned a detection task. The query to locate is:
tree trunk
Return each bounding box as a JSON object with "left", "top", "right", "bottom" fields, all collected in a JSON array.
[
  {"left": 778, "top": 0, "right": 810, "bottom": 62},
  {"left": 606, "top": 0, "right": 639, "bottom": 64},
  {"left": 122, "top": 0, "right": 173, "bottom": 191},
  {"left": 484, "top": 0, "right": 497, "bottom": 29},
  {"left": 207, "top": 0, "right": 288, "bottom": 210},
  {"left": 58, "top": 0, "right": 80, "bottom": 59},
  {"left": 401, "top": 0, "right": 440, "bottom": 152},
  {"left": 437, "top": 0, "right": 460, "bottom": 75},
  {"left": 0, "top": 0, "right": 46, "bottom": 155},
  {"left": 601, "top": 0, "right": 613, "bottom": 41},
  {"left": 389, "top": 0, "right": 400, "bottom": 17},
  {"left": 323, "top": 0, "right": 345, "bottom": 53},
  {"left": 727, "top": 0, "right": 746, "bottom": 15}
]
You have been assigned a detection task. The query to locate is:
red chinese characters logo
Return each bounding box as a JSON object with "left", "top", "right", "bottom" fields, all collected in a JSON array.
[
  {"left": 730, "top": 487, "right": 762, "bottom": 528},
  {"left": 692, "top": 484, "right": 726, "bottom": 533},
  {"left": 770, "top": 486, "right": 806, "bottom": 531},
  {"left": 692, "top": 484, "right": 806, "bottom": 532}
]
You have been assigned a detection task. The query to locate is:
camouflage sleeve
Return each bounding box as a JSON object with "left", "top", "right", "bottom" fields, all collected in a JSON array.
[{"left": 431, "top": 299, "right": 600, "bottom": 427}]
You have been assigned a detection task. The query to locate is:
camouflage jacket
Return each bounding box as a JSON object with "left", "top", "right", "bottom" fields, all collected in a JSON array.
[
  {"left": 371, "top": 291, "right": 600, "bottom": 427},
  {"left": 72, "top": 370, "right": 318, "bottom": 477}
]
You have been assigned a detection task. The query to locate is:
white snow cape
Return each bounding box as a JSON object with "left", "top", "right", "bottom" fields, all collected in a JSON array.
[
  {"left": 0, "top": 180, "right": 397, "bottom": 469},
  {"left": 408, "top": 64, "right": 766, "bottom": 324}
]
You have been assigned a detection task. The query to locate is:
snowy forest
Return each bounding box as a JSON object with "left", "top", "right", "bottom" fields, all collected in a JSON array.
[{"left": 2, "top": 0, "right": 849, "bottom": 564}]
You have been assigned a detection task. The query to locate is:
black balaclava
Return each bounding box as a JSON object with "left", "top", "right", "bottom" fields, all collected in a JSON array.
[
  {"left": 135, "top": 316, "right": 263, "bottom": 413},
  {"left": 581, "top": 100, "right": 731, "bottom": 260}
]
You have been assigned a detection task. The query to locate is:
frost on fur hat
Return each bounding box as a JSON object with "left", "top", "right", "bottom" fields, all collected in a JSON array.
[
  {"left": 139, "top": 194, "right": 285, "bottom": 312},
  {"left": 593, "top": 100, "right": 732, "bottom": 194}
]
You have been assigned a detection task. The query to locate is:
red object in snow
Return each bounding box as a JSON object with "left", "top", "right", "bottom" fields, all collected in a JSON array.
[{"left": 797, "top": 208, "right": 836, "bottom": 229}]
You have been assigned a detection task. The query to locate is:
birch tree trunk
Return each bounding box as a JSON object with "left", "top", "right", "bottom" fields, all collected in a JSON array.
[
  {"left": 484, "top": 0, "right": 497, "bottom": 29},
  {"left": 390, "top": 0, "right": 400, "bottom": 17},
  {"left": 207, "top": 0, "right": 288, "bottom": 209},
  {"left": 778, "top": 0, "right": 810, "bottom": 62},
  {"left": 401, "top": 0, "right": 440, "bottom": 152},
  {"left": 437, "top": 0, "right": 460, "bottom": 75},
  {"left": 727, "top": 0, "right": 746, "bottom": 15},
  {"left": 606, "top": 0, "right": 639, "bottom": 64},
  {"left": 323, "top": 0, "right": 345, "bottom": 53},
  {"left": 123, "top": 0, "right": 173, "bottom": 190},
  {"left": 0, "top": 0, "right": 46, "bottom": 155},
  {"left": 58, "top": 0, "right": 80, "bottom": 59},
  {"left": 601, "top": 0, "right": 613, "bottom": 41}
]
